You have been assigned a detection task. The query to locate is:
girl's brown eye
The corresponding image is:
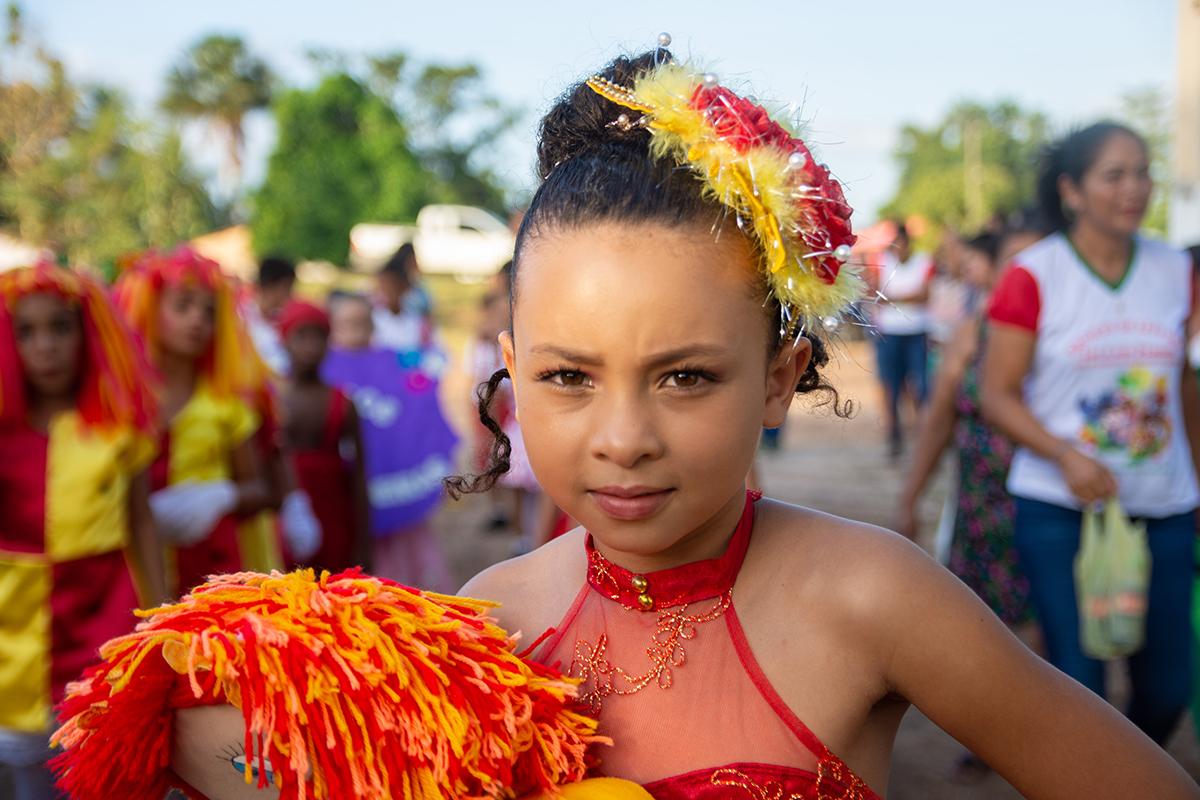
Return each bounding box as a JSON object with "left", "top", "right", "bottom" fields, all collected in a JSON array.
[
  {"left": 665, "top": 371, "right": 710, "bottom": 389},
  {"left": 559, "top": 371, "right": 587, "bottom": 386}
]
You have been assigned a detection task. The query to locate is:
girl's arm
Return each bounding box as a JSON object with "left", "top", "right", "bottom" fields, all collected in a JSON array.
[
  {"left": 1181, "top": 270, "right": 1200, "bottom": 481},
  {"left": 894, "top": 320, "right": 974, "bottom": 539},
  {"left": 980, "top": 323, "right": 1116, "bottom": 505},
  {"left": 127, "top": 471, "right": 166, "bottom": 606},
  {"left": 1180, "top": 361, "right": 1200, "bottom": 484},
  {"left": 344, "top": 400, "right": 373, "bottom": 571},
  {"left": 878, "top": 540, "right": 1197, "bottom": 798},
  {"left": 229, "top": 437, "right": 275, "bottom": 516}
]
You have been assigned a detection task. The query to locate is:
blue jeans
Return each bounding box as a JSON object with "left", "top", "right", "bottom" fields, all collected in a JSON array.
[
  {"left": 873, "top": 332, "right": 928, "bottom": 442},
  {"left": 1014, "top": 496, "right": 1195, "bottom": 744}
]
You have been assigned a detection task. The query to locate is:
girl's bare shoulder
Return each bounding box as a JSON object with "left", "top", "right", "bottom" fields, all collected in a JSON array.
[
  {"left": 743, "top": 498, "right": 952, "bottom": 627},
  {"left": 459, "top": 527, "right": 588, "bottom": 642}
]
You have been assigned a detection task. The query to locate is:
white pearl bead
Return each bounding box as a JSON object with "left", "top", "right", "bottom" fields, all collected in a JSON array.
[
  {"left": 788, "top": 152, "right": 807, "bottom": 169},
  {"left": 702, "top": 73, "right": 718, "bottom": 89},
  {"left": 833, "top": 244, "right": 852, "bottom": 263},
  {"left": 658, "top": 32, "right": 672, "bottom": 47}
]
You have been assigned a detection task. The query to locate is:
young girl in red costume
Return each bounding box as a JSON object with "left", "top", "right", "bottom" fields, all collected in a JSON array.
[
  {"left": 115, "top": 247, "right": 277, "bottom": 596},
  {"left": 0, "top": 262, "right": 163, "bottom": 799},
  {"left": 458, "top": 45, "right": 1198, "bottom": 798},
  {"left": 276, "top": 299, "right": 370, "bottom": 572}
]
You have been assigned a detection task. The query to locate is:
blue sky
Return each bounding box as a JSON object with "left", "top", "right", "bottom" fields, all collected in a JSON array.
[{"left": 27, "top": 0, "right": 1177, "bottom": 221}]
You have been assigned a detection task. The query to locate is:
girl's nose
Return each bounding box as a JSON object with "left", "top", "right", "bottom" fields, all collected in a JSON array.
[{"left": 588, "top": 391, "right": 665, "bottom": 469}]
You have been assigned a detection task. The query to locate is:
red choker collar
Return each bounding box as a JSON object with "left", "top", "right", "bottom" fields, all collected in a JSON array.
[{"left": 585, "top": 490, "right": 761, "bottom": 612}]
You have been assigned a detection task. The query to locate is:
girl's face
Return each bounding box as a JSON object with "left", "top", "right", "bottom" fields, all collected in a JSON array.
[
  {"left": 1060, "top": 132, "right": 1152, "bottom": 238},
  {"left": 960, "top": 247, "right": 995, "bottom": 290},
  {"left": 503, "top": 221, "right": 806, "bottom": 563},
  {"left": 13, "top": 292, "right": 82, "bottom": 400},
  {"left": 330, "top": 299, "right": 373, "bottom": 350},
  {"left": 285, "top": 323, "right": 329, "bottom": 375},
  {"left": 158, "top": 283, "right": 216, "bottom": 361}
]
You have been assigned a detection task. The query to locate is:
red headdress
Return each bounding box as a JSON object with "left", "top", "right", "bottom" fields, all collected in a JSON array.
[
  {"left": 0, "top": 261, "right": 158, "bottom": 433},
  {"left": 587, "top": 58, "right": 860, "bottom": 331},
  {"left": 277, "top": 299, "right": 331, "bottom": 341},
  {"left": 113, "top": 246, "right": 272, "bottom": 401}
]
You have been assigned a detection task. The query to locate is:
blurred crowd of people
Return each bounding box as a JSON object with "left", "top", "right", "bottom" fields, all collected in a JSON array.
[
  {"left": 2, "top": 114, "right": 1200, "bottom": 797},
  {"left": 869, "top": 121, "right": 1200, "bottom": 781}
]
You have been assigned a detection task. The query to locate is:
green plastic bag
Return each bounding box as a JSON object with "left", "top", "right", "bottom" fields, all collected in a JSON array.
[{"left": 1074, "top": 499, "right": 1151, "bottom": 660}]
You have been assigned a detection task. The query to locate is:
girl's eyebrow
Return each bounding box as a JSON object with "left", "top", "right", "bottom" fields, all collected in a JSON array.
[
  {"left": 642, "top": 344, "right": 731, "bottom": 369},
  {"left": 528, "top": 343, "right": 731, "bottom": 369},
  {"left": 529, "top": 344, "right": 603, "bottom": 365}
]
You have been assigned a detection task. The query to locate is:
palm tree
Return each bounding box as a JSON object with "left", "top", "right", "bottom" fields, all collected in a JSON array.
[{"left": 161, "top": 35, "right": 272, "bottom": 195}]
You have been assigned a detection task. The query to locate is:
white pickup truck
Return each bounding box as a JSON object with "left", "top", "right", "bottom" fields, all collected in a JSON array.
[{"left": 349, "top": 205, "right": 515, "bottom": 278}]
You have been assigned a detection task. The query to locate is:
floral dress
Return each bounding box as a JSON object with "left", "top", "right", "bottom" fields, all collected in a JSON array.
[{"left": 948, "top": 327, "right": 1034, "bottom": 626}]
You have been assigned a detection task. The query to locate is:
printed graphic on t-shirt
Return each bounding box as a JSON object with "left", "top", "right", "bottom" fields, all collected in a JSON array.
[{"left": 1078, "top": 367, "right": 1170, "bottom": 465}]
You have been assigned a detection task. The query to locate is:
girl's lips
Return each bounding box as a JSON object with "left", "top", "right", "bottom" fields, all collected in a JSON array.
[{"left": 588, "top": 488, "right": 675, "bottom": 521}]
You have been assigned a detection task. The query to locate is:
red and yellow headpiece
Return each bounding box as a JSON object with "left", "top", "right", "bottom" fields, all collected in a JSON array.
[
  {"left": 588, "top": 59, "right": 860, "bottom": 330},
  {"left": 0, "top": 261, "right": 158, "bottom": 433},
  {"left": 114, "top": 246, "right": 271, "bottom": 400},
  {"left": 52, "top": 569, "right": 604, "bottom": 800}
]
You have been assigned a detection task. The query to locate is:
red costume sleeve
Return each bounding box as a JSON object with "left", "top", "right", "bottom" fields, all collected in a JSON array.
[{"left": 988, "top": 264, "right": 1040, "bottom": 332}]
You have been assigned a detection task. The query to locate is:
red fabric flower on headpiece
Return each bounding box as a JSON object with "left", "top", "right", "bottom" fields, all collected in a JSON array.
[
  {"left": 689, "top": 86, "right": 856, "bottom": 285},
  {"left": 691, "top": 86, "right": 795, "bottom": 153}
]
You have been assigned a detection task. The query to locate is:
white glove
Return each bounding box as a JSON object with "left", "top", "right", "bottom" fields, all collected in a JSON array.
[
  {"left": 281, "top": 491, "right": 322, "bottom": 561},
  {"left": 150, "top": 481, "right": 238, "bottom": 546}
]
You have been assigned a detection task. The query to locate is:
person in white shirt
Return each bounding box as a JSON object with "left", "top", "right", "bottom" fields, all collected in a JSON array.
[
  {"left": 246, "top": 256, "right": 295, "bottom": 376},
  {"left": 372, "top": 243, "right": 433, "bottom": 354},
  {"left": 871, "top": 224, "right": 936, "bottom": 458},
  {"left": 983, "top": 121, "right": 1200, "bottom": 746}
]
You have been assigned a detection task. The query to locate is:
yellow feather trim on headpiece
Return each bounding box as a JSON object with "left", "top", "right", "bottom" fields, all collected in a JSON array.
[{"left": 588, "top": 62, "right": 861, "bottom": 330}]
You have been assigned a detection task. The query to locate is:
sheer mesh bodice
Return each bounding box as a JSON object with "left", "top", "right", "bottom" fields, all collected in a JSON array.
[{"left": 533, "top": 492, "right": 880, "bottom": 799}]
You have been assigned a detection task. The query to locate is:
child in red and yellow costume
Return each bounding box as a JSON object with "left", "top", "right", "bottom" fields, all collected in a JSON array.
[
  {"left": 0, "top": 261, "right": 163, "bottom": 793},
  {"left": 51, "top": 569, "right": 651, "bottom": 800},
  {"left": 115, "top": 247, "right": 280, "bottom": 596}
]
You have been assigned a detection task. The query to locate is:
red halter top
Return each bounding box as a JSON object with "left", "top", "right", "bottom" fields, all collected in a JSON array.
[{"left": 533, "top": 491, "right": 880, "bottom": 800}]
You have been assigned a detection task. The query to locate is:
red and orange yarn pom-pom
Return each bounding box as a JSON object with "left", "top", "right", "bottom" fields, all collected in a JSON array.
[{"left": 51, "top": 569, "right": 603, "bottom": 800}]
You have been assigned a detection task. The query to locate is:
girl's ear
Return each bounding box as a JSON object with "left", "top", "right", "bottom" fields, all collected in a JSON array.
[
  {"left": 499, "top": 330, "right": 517, "bottom": 421},
  {"left": 763, "top": 337, "right": 811, "bottom": 429}
]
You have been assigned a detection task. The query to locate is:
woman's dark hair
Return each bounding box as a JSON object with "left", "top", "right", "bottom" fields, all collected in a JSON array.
[
  {"left": 257, "top": 256, "right": 296, "bottom": 288},
  {"left": 445, "top": 51, "right": 848, "bottom": 498},
  {"left": 963, "top": 232, "right": 1001, "bottom": 265},
  {"left": 1036, "top": 121, "right": 1146, "bottom": 231},
  {"left": 381, "top": 243, "right": 416, "bottom": 278}
]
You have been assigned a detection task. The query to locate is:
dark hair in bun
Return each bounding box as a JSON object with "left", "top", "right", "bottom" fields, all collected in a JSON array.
[{"left": 444, "top": 51, "right": 848, "bottom": 498}]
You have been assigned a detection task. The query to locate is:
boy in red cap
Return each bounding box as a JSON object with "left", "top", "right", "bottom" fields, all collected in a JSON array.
[{"left": 277, "top": 299, "right": 370, "bottom": 572}]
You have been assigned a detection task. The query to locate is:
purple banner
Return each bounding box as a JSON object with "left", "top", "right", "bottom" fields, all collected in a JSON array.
[{"left": 322, "top": 348, "right": 458, "bottom": 535}]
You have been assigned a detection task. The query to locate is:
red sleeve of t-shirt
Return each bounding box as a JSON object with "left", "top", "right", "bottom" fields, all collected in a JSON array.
[{"left": 988, "top": 264, "right": 1040, "bottom": 332}]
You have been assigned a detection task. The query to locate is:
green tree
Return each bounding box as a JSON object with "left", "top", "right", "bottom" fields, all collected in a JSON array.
[
  {"left": 0, "top": 5, "right": 215, "bottom": 269},
  {"left": 250, "top": 73, "right": 433, "bottom": 263},
  {"left": 161, "top": 34, "right": 273, "bottom": 193},
  {"left": 404, "top": 62, "right": 516, "bottom": 211},
  {"left": 251, "top": 52, "right": 516, "bottom": 262},
  {"left": 881, "top": 101, "right": 1049, "bottom": 236}
]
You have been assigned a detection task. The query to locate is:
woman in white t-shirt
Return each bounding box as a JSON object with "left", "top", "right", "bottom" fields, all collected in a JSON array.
[{"left": 983, "top": 122, "right": 1200, "bottom": 745}]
